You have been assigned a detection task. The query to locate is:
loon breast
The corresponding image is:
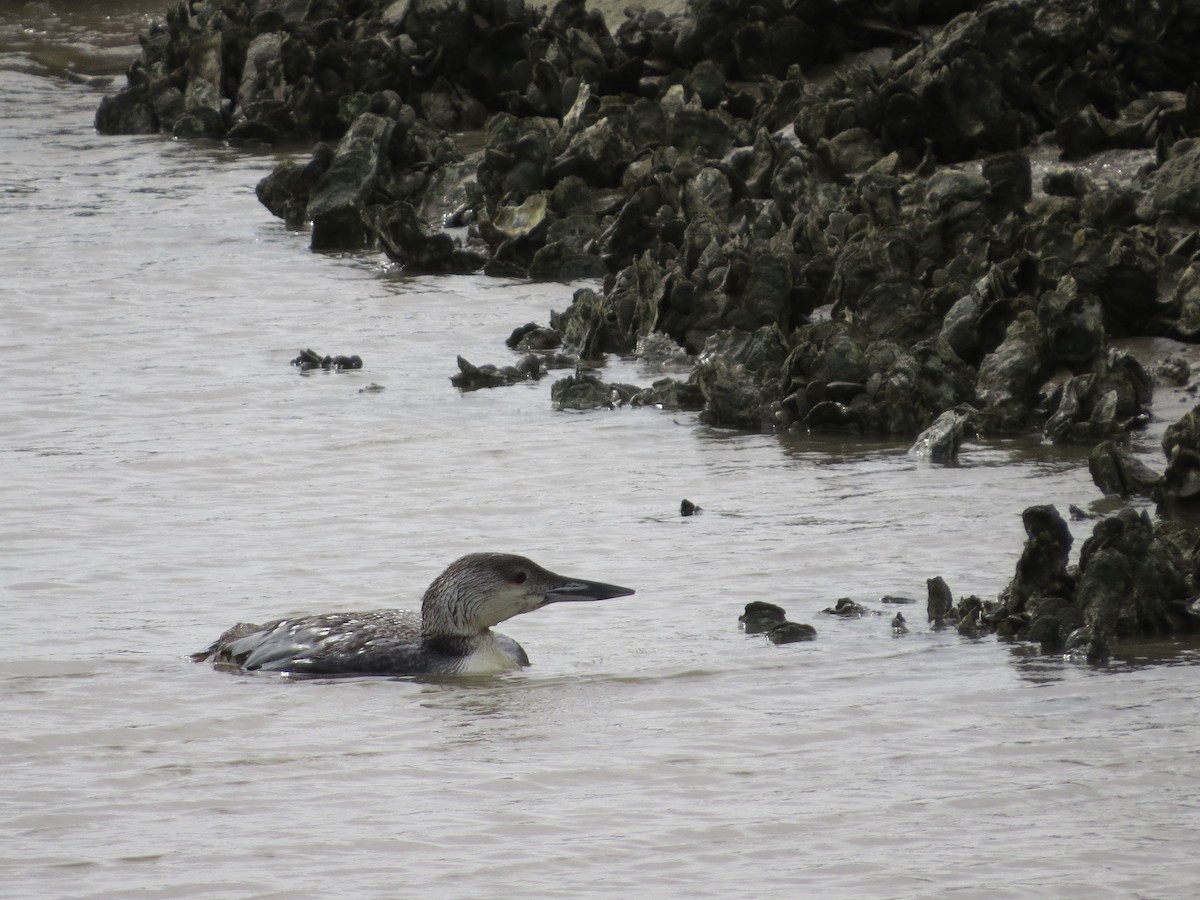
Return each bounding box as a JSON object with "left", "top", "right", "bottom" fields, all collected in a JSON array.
[{"left": 450, "top": 631, "right": 530, "bottom": 675}]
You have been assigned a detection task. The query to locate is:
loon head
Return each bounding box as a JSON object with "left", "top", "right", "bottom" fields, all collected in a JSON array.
[{"left": 420, "top": 552, "right": 634, "bottom": 638}]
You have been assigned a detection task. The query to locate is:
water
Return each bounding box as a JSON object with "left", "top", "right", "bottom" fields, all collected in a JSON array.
[{"left": 3, "top": 4, "right": 1200, "bottom": 897}]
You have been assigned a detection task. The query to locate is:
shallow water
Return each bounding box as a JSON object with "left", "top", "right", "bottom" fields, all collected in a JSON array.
[{"left": 3, "top": 4, "right": 1200, "bottom": 898}]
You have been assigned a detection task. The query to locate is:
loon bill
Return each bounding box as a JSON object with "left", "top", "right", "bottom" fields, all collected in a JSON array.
[{"left": 191, "top": 552, "right": 635, "bottom": 676}]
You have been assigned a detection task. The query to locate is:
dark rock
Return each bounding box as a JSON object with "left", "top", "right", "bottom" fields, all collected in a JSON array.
[
  {"left": 307, "top": 113, "right": 395, "bottom": 251},
  {"left": 976, "top": 499, "right": 1200, "bottom": 656},
  {"left": 822, "top": 598, "right": 868, "bottom": 617},
  {"left": 739, "top": 601, "right": 786, "bottom": 634},
  {"left": 257, "top": 144, "right": 334, "bottom": 231},
  {"left": 1157, "top": 448, "right": 1200, "bottom": 520},
  {"left": 767, "top": 622, "right": 817, "bottom": 644},
  {"left": 1170, "top": 261, "right": 1200, "bottom": 341},
  {"left": 375, "top": 202, "right": 488, "bottom": 274},
  {"left": 553, "top": 288, "right": 628, "bottom": 360},
  {"left": 869, "top": 339, "right": 978, "bottom": 436},
  {"left": 909, "top": 409, "right": 967, "bottom": 462},
  {"left": 1043, "top": 169, "right": 1093, "bottom": 199},
  {"left": 694, "top": 325, "right": 789, "bottom": 430},
  {"left": 291, "top": 348, "right": 363, "bottom": 371},
  {"left": 974, "top": 312, "right": 1047, "bottom": 432},
  {"left": 1057, "top": 104, "right": 1153, "bottom": 162},
  {"left": 1076, "top": 508, "right": 1194, "bottom": 653},
  {"left": 1148, "top": 139, "right": 1200, "bottom": 223},
  {"left": 529, "top": 242, "right": 610, "bottom": 280},
  {"left": 1043, "top": 351, "right": 1153, "bottom": 444},
  {"left": 95, "top": 82, "right": 158, "bottom": 135},
  {"left": 174, "top": 31, "right": 224, "bottom": 138},
  {"left": 630, "top": 377, "right": 707, "bottom": 411},
  {"left": 505, "top": 324, "right": 563, "bottom": 351},
  {"left": 927, "top": 576, "right": 955, "bottom": 628},
  {"left": 891, "top": 612, "right": 909, "bottom": 635},
  {"left": 1161, "top": 401, "right": 1200, "bottom": 460},
  {"left": 802, "top": 400, "right": 864, "bottom": 433},
  {"left": 1155, "top": 355, "right": 1191, "bottom": 386},
  {"left": 549, "top": 114, "right": 636, "bottom": 186},
  {"left": 954, "top": 595, "right": 986, "bottom": 637},
  {"left": 550, "top": 371, "right": 642, "bottom": 410},
  {"left": 1025, "top": 594, "right": 1077, "bottom": 653},
  {"left": 229, "top": 32, "right": 290, "bottom": 142},
  {"left": 450, "top": 354, "right": 545, "bottom": 390},
  {"left": 1038, "top": 277, "right": 1105, "bottom": 366},
  {"left": 680, "top": 499, "right": 700, "bottom": 517},
  {"left": 981, "top": 152, "right": 1032, "bottom": 216},
  {"left": 1001, "top": 505, "right": 1075, "bottom": 619},
  {"left": 696, "top": 357, "right": 771, "bottom": 430},
  {"left": 1088, "top": 440, "right": 1160, "bottom": 498}
]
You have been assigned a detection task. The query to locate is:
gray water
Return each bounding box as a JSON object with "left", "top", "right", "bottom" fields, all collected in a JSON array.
[{"left": 3, "top": 4, "right": 1200, "bottom": 898}]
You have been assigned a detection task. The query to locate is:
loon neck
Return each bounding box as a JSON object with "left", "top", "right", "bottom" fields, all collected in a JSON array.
[
  {"left": 420, "top": 583, "right": 483, "bottom": 641},
  {"left": 422, "top": 630, "right": 487, "bottom": 657}
]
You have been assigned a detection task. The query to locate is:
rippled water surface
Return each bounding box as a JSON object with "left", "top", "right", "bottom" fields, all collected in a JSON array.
[{"left": 4, "top": 5, "right": 1200, "bottom": 898}]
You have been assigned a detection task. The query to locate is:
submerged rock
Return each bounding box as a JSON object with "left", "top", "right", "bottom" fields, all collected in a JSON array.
[
  {"left": 926, "top": 576, "right": 955, "bottom": 629},
  {"left": 1001, "top": 505, "right": 1075, "bottom": 622},
  {"left": 375, "top": 202, "right": 488, "bottom": 274},
  {"left": 739, "top": 600, "right": 816, "bottom": 643},
  {"left": 909, "top": 409, "right": 967, "bottom": 462},
  {"left": 307, "top": 113, "right": 395, "bottom": 251},
  {"left": 767, "top": 621, "right": 817, "bottom": 644},
  {"left": 450, "top": 354, "right": 547, "bottom": 390},
  {"left": 739, "top": 601, "right": 787, "bottom": 634},
  {"left": 291, "top": 348, "right": 363, "bottom": 371},
  {"left": 550, "top": 371, "right": 642, "bottom": 410},
  {"left": 1088, "top": 440, "right": 1160, "bottom": 498},
  {"left": 822, "top": 598, "right": 869, "bottom": 617}
]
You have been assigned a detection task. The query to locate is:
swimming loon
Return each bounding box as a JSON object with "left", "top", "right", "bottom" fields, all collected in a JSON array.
[{"left": 191, "top": 552, "right": 634, "bottom": 676}]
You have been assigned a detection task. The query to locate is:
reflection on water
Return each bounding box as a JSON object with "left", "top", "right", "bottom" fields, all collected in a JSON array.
[{"left": 3, "top": 5, "right": 1200, "bottom": 898}]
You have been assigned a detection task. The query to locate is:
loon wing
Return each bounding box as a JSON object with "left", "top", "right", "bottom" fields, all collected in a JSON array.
[{"left": 194, "top": 610, "right": 426, "bottom": 674}]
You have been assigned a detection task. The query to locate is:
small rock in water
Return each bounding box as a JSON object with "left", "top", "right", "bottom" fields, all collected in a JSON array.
[
  {"left": 891, "top": 612, "right": 909, "bottom": 635},
  {"left": 291, "top": 348, "right": 363, "bottom": 371},
  {"left": 680, "top": 499, "right": 701, "bottom": 516},
  {"left": 450, "top": 354, "right": 545, "bottom": 390},
  {"left": 767, "top": 622, "right": 817, "bottom": 644},
  {"left": 880, "top": 595, "right": 916, "bottom": 605},
  {"left": 927, "top": 576, "right": 955, "bottom": 629},
  {"left": 822, "top": 597, "right": 869, "bottom": 617},
  {"left": 1087, "top": 440, "right": 1160, "bottom": 498},
  {"left": 739, "top": 601, "right": 787, "bottom": 634},
  {"left": 1156, "top": 355, "right": 1191, "bottom": 386},
  {"left": 740, "top": 603, "right": 817, "bottom": 644},
  {"left": 909, "top": 409, "right": 967, "bottom": 462}
]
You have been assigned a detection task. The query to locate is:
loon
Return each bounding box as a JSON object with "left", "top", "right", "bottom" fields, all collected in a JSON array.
[{"left": 191, "top": 552, "right": 634, "bottom": 676}]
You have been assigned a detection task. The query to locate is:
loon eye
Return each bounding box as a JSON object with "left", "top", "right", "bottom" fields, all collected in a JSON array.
[{"left": 511, "top": 571, "right": 527, "bottom": 585}]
